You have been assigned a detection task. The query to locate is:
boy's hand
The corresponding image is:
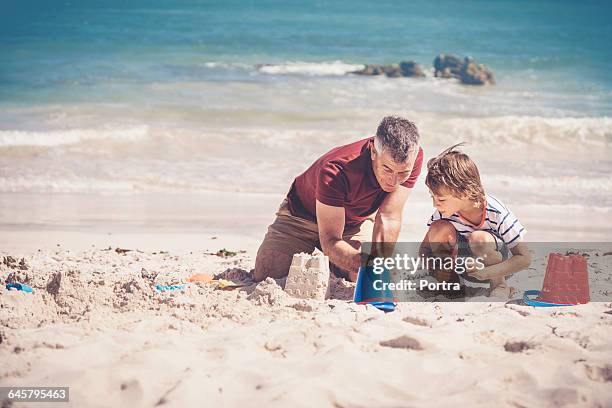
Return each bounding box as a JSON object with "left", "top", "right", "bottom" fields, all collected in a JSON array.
[
  {"left": 432, "top": 267, "right": 454, "bottom": 283},
  {"left": 466, "top": 266, "right": 493, "bottom": 281},
  {"left": 461, "top": 257, "right": 481, "bottom": 275}
]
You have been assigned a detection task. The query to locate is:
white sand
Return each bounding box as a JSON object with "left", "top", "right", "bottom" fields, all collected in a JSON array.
[
  {"left": 1, "top": 188, "right": 611, "bottom": 407},
  {"left": 1, "top": 245, "right": 611, "bottom": 407}
]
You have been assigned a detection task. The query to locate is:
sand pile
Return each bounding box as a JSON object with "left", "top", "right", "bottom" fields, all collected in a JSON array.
[
  {"left": 0, "top": 249, "right": 258, "bottom": 329},
  {"left": 248, "top": 277, "right": 290, "bottom": 306},
  {"left": 284, "top": 251, "right": 330, "bottom": 301}
]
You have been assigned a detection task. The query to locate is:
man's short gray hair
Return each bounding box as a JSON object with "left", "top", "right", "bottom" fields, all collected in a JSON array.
[{"left": 374, "top": 116, "right": 420, "bottom": 163}]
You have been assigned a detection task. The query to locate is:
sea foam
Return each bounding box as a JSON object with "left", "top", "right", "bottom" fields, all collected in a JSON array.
[
  {"left": 0, "top": 125, "right": 149, "bottom": 147},
  {"left": 256, "top": 60, "right": 365, "bottom": 76}
]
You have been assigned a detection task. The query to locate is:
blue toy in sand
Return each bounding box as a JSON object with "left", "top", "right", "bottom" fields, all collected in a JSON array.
[
  {"left": 353, "top": 266, "right": 396, "bottom": 312},
  {"left": 155, "top": 284, "right": 187, "bottom": 292},
  {"left": 5, "top": 282, "right": 34, "bottom": 293},
  {"left": 523, "top": 290, "right": 573, "bottom": 307}
]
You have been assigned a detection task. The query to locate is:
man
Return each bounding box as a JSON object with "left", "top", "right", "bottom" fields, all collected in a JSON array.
[{"left": 254, "top": 116, "right": 423, "bottom": 282}]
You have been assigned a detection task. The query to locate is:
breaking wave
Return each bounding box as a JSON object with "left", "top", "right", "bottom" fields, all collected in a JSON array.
[{"left": 0, "top": 126, "right": 149, "bottom": 147}]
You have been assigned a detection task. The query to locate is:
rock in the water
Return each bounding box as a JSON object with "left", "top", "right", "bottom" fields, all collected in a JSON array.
[
  {"left": 352, "top": 55, "right": 493, "bottom": 84},
  {"left": 352, "top": 61, "right": 425, "bottom": 78},
  {"left": 352, "top": 64, "right": 385, "bottom": 76},
  {"left": 382, "top": 64, "right": 403, "bottom": 78},
  {"left": 460, "top": 57, "right": 495, "bottom": 85},
  {"left": 434, "top": 53, "right": 463, "bottom": 78},
  {"left": 399, "top": 61, "right": 425, "bottom": 77},
  {"left": 433, "top": 53, "right": 494, "bottom": 85}
]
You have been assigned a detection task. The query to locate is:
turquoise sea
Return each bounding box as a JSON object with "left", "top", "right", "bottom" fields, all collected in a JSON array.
[{"left": 1, "top": 0, "right": 611, "bottom": 209}]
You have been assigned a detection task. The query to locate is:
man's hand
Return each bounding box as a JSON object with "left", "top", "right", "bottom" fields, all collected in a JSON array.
[{"left": 347, "top": 268, "right": 359, "bottom": 283}]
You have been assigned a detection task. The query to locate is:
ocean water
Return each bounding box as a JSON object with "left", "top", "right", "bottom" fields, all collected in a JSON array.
[{"left": 1, "top": 0, "right": 611, "bottom": 209}]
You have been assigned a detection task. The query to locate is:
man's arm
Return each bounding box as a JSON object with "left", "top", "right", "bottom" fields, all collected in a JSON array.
[
  {"left": 316, "top": 200, "right": 362, "bottom": 281},
  {"left": 316, "top": 186, "right": 413, "bottom": 281},
  {"left": 373, "top": 185, "right": 412, "bottom": 244},
  {"left": 370, "top": 185, "right": 413, "bottom": 261}
]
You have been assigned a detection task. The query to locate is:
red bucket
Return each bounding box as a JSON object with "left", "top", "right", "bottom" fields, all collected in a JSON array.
[{"left": 536, "top": 253, "right": 590, "bottom": 305}]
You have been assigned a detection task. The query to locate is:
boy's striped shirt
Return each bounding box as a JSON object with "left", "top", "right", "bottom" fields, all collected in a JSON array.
[{"left": 427, "top": 194, "right": 526, "bottom": 248}]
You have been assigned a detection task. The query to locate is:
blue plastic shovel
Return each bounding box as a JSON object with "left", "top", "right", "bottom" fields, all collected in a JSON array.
[{"left": 353, "top": 266, "right": 396, "bottom": 312}]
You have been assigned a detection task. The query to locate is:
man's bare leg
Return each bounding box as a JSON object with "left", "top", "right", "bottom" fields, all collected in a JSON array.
[{"left": 254, "top": 249, "right": 294, "bottom": 281}]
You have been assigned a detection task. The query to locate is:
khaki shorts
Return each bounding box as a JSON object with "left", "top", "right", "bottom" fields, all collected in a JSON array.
[{"left": 257, "top": 199, "right": 375, "bottom": 257}]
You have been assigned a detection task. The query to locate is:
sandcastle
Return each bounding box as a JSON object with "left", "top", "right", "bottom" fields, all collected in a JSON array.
[{"left": 284, "top": 250, "right": 330, "bottom": 300}]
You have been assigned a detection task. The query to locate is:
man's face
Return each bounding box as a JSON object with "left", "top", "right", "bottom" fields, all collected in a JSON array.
[
  {"left": 429, "top": 188, "right": 464, "bottom": 217},
  {"left": 370, "top": 146, "right": 417, "bottom": 193}
]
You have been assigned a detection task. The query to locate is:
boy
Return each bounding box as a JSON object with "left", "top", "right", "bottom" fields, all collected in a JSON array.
[{"left": 419, "top": 144, "right": 531, "bottom": 299}]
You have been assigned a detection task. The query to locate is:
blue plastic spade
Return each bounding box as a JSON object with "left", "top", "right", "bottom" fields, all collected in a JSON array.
[{"left": 353, "top": 266, "right": 396, "bottom": 312}]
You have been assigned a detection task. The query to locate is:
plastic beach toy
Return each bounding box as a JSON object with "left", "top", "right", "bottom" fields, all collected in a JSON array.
[
  {"left": 524, "top": 253, "right": 589, "bottom": 307},
  {"left": 523, "top": 290, "right": 572, "bottom": 307},
  {"left": 155, "top": 284, "right": 187, "bottom": 292},
  {"left": 5, "top": 282, "right": 34, "bottom": 293},
  {"left": 215, "top": 279, "right": 246, "bottom": 289},
  {"left": 187, "top": 273, "right": 214, "bottom": 283},
  {"left": 353, "top": 266, "right": 397, "bottom": 312}
]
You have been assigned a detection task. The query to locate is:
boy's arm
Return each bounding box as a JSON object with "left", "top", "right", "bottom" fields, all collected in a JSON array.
[{"left": 469, "top": 242, "right": 532, "bottom": 280}]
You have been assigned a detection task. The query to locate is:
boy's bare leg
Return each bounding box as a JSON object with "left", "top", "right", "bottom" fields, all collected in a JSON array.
[
  {"left": 421, "top": 220, "right": 459, "bottom": 283},
  {"left": 468, "top": 231, "right": 511, "bottom": 297}
]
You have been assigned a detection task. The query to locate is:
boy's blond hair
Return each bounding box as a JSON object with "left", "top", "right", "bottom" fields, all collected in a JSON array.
[{"left": 425, "top": 143, "right": 486, "bottom": 206}]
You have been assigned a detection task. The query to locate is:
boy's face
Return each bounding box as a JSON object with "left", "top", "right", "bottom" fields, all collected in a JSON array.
[{"left": 429, "top": 188, "right": 466, "bottom": 217}]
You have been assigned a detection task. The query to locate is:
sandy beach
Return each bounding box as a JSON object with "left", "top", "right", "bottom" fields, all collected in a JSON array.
[{"left": 1, "top": 234, "right": 612, "bottom": 407}]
